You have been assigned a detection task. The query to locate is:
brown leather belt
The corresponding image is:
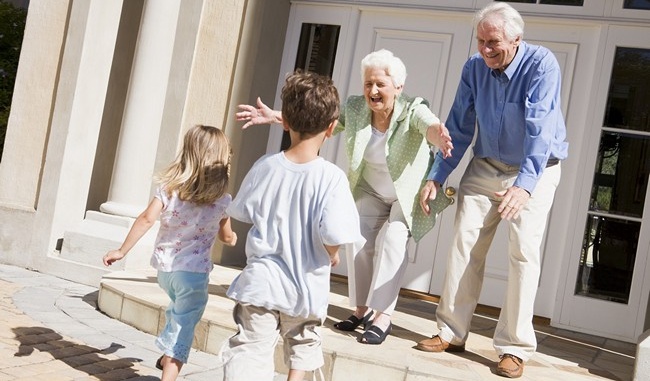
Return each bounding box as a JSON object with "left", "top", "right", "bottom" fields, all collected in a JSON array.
[{"left": 546, "top": 158, "right": 559, "bottom": 167}]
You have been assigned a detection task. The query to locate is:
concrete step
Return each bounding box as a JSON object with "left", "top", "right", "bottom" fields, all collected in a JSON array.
[{"left": 98, "top": 265, "right": 636, "bottom": 381}]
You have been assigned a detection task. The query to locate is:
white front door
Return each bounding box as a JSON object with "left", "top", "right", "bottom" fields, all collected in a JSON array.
[
  {"left": 272, "top": 5, "right": 650, "bottom": 342},
  {"left": 556, "top": 25, "right": 650, "bottom": 342},
  {"left": 347, "top": 9, "right": 474, "bottom": 293}
]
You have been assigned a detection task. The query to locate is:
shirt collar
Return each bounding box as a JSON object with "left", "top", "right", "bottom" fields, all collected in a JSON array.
[{"left": 501, "top": 41, "right": 526, "bottom": 80}]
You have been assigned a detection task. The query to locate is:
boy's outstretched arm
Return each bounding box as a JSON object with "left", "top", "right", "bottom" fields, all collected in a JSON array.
[{"left": 102, "top": 198, "right": 163, "bottom": 266}]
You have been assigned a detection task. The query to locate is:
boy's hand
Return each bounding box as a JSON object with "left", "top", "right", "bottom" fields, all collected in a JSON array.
[
  {"left": 223, "top": 232, "right": 237, "bottom": 247},
  {"left": 103, "top": 250, "right": 125, "bottom": 266},
  {"left": 330, "top": 252, "right": 340, "bottom": 267}
]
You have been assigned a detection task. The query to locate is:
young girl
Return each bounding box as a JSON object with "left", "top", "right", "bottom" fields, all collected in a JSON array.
[{"left": 102, "top": 124, "right": 237, "bottom": 381}]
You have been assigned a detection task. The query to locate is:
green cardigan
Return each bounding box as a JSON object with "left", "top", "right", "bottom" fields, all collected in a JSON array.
[{"left": 335, "top": 94, "right": 440, "bottom": 242}]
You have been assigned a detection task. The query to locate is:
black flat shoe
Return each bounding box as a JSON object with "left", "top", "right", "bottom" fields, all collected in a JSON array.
[
  {"left": 359, "top": 323, "right": 392, "bottom": 345},
  {"left": 334, "top": 310, "right": 373, "bottom": 331},
  {"left": 155, "top": 355, "right": 164, "bottom": 370}
]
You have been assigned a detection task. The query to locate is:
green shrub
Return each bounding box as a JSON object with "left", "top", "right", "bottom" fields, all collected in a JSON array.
[{"left": 0, "top": 1, "right": 27, "bottom": 159}]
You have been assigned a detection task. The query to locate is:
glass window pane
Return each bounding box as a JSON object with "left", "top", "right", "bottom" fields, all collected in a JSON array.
[
  {"left": 604, "top": 47, "right": 650, "bottom": 132},
  {"left": 575, "top": 216, "right": 639, "bottom": 304},
  {"left": 294, "top": 24, "right": 340, "bottom": 77},
  {"left": 281, "top": 23, "right": 340, "bottom": 151},
  {"left": 624, "top": 0, "right": 650, "bottom": 10},
  {"left": 589, "top": 132, "right": 650, "bottom": 218}
]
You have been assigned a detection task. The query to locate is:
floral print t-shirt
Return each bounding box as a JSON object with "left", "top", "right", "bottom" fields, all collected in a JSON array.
[{"left": 150, "top": 185, "right": 231, "bottom": 273}]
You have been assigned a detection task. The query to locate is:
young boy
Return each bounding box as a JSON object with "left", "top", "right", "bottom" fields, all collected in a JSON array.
[{"left": 220, "top": 71, "right": 365, "bottom": 381}]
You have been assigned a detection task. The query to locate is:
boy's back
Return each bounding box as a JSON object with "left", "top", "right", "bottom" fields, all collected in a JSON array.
[{"left": 226, "top": 151, "right": 362, "bottom": 319}]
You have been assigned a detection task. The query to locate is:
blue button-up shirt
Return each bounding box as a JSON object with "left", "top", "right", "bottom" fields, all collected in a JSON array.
[{"left": 428, "top": 41, "right": 569, "bottom": 193}]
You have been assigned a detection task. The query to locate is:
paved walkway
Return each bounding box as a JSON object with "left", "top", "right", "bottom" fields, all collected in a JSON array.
[
  {"left": 0, "top": 263, "right": 232, "bottom": 380},
  {"left": 0, "top": 263, "right": 639, "bottom": 380}
]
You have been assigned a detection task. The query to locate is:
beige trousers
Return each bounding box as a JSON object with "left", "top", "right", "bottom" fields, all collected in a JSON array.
[
  {"left": 348, "top": 180, "right": 410, "bottom": 315},
  {"left": 436, "top": 157, "right": 561, "bottom": 361},
  {"left": 220, "top": 303, "right": 324, "bottom": 381}
]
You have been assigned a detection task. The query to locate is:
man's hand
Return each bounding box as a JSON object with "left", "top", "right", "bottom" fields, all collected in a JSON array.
[
  {"left": 419, "top": 180, "right": 440, "bottom": 216},
  {"left": 496, "top": 186, "right": 530, "bottom": 220}
]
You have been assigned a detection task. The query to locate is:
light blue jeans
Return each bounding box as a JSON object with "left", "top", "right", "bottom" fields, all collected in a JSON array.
[{"left": 156, "top": 270, "right": 209, "bottom": 363}]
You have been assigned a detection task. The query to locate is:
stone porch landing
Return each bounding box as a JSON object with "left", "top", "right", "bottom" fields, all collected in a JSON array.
[{"left": 98, "top": 265, "right": 636, "bottom": 381}]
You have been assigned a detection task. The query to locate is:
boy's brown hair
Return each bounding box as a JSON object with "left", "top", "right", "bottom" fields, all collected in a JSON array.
[{"left": 281, "top": 70, "right": 340, "bottom": 138}]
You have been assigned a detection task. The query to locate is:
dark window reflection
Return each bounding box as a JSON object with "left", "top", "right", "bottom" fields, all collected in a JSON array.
[
  {"left": 604, "top": 47, "right": 650, "bottom": 132},
  {"left": 540, "top": 0, "right": 584, "bottom": 5},
  {"left": 590, "top": 132, "right": 650, "bottom": 218},
  {"left": 578, "top": 46, "right": 650, "bottom": 305},
  {"left": 281, "top": 23, "right": 340, "bottom": 151},
  {"left": 497, "top": 0, "right": 584, "bottom": 5},
  {"left": 575, "top": 216, "right": 639, "bottom": 304},
  {"left": 624, "top": 0, "right": 650, "bottom": 10}
]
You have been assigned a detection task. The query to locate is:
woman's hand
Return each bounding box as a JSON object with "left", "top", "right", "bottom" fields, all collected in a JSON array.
[
  {"left": 235, "top": 97, "right": 281, "bottom": 129},
  {"left": 419, "top": 180, "right": 440, "bottom": 215},
  {"left": 426, "top": 122, "right": 453, "bottom": 158}
]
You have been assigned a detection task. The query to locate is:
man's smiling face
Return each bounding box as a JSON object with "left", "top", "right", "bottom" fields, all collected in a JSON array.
[{"left": 476, "top": 17, "right": 520, "bottom": 72}]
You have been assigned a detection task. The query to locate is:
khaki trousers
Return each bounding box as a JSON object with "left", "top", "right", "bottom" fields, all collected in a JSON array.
[
  {"left": 220, "top": 303, "right": 324, "bottom": 381},
  {"left": 436, "top": 157, "right": 561, "bottom": 361}
]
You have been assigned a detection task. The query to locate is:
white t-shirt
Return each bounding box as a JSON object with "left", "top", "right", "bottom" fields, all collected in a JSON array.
[
  {"left": 151, "top": 186, "right": 231, "bottom": 273},
  {"left": 226, "top": 152, "right": 365, "bottom": 319}
]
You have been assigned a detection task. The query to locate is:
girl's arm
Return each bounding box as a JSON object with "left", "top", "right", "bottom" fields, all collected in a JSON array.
[
  {"left": 102, "top": 197, "right": 164, "bottom": 266},
  {"left": 235, "top": 97, "right": 283, "bottom": 129},
  {"left": 218, "top": 217, "right": 237, "bottom": 246}
]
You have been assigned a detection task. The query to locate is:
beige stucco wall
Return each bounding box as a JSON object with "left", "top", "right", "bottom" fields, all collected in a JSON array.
[
  {"left": 218, "top": 0, "right": 291, "bottom": 266},
  {"left": 0, "top": 0, "right": 71, "bottom": 269}
]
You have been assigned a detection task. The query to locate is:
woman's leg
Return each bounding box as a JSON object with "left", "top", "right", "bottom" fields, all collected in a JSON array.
[
  {"left": 351, "top": 185, "right": 391, "bottom": 318},
  {"left": 365, "top": 201, "right": 409, "bottom": 332}
]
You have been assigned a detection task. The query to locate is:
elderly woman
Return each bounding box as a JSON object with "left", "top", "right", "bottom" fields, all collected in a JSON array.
[{"left": 236, "top": 49, "right": 453, "bottom": 345}]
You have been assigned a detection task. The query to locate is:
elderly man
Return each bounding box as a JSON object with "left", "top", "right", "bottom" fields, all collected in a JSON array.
[{"left": 416, "top": 2, "right": 568, "bottom": 379}]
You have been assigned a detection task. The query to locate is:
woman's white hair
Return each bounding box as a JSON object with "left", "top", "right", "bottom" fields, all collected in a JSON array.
[
  {"left": 360, "top": 49, "right": 407, "bottom": 87},
  {"left": 474, "top": 2, "right": 524, "bottom": 41}
]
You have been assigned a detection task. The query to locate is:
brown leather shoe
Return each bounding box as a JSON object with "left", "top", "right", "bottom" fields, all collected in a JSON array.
[
  {"left": 415, "top": 335, "right": 465, "bottom": 353},
  {"left": 496, "top": 354, "right": 524, "bottom": 378}
]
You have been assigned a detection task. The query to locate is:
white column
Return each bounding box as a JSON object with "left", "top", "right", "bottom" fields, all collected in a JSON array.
[
  {"left": 59, "top": 0, "right": 184, "bottom": 280},
  {"left": 100, "top": 0, "right": 183, "bottom": 218}
]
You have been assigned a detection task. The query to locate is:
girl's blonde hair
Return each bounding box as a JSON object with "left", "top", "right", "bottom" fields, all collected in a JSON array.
[{"left": 156, "top": 124, "right": 231, "bottom": 204}]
